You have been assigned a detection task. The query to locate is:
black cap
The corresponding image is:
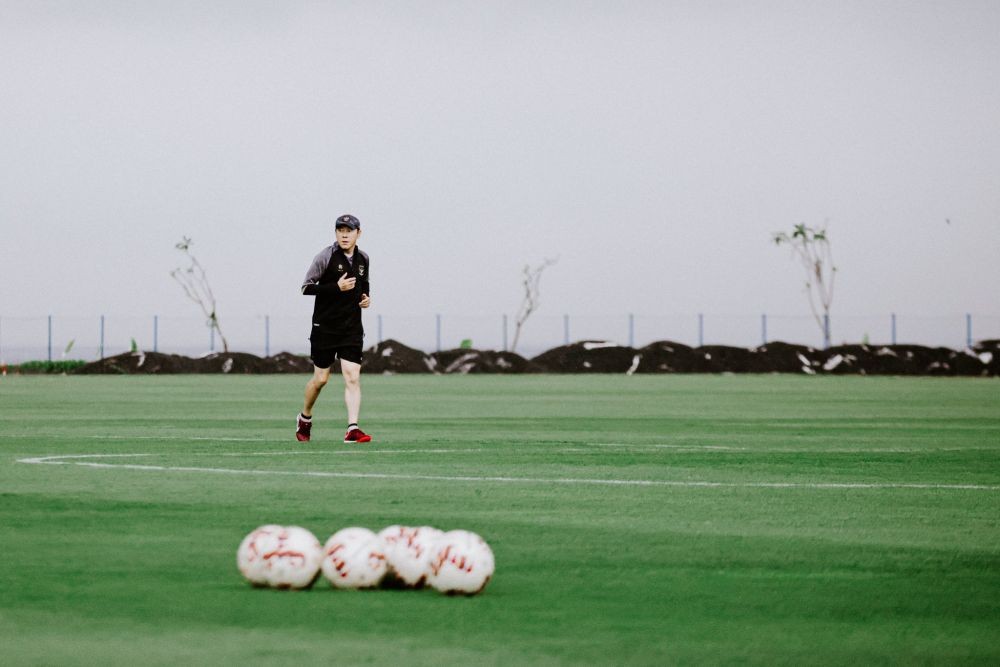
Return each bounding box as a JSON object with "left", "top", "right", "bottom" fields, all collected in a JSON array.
[{"left": 335, "top": 214, "right": 360, "bottom": 230}]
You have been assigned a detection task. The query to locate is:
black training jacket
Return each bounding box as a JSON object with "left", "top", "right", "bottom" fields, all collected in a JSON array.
[{"left": 301, "top": 245, "right": 370, "bottom": 346}]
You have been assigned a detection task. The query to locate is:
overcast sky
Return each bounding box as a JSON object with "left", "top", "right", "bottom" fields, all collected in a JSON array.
[{"left": 2, "top": 1, "right": 998, "bottom": 348}]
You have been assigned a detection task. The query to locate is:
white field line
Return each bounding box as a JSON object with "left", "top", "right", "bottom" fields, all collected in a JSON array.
[
  {"left": 583, "top": 442, "right": 758, "bottom": 452},
  {"left": 15, "top": 450, "right": 485, "bottom": 461},
  {"left": 14, "top": 453, "right": 1000, "bottom": 492},
  {"left": 209, "top": 449, "right": 483, "bottom": 456},
  {"left": 0, "top": 434, "right": 268, "bottom": 442},
  {"left": 591, "top": 443, "right": 1000, "bottom": 453}
]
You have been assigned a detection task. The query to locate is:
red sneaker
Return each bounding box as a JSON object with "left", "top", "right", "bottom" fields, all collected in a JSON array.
[
  {"left": 296, "top": 415, "right": 312, "bottom": 442},
  {"left": 344, "top": 427, "right": 372, "bottom": 444}
]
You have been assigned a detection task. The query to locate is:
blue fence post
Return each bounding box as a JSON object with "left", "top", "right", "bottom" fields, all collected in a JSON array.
[
  {"left": 265, "top": 315, "right": 270, "bottom": 357},
  {"left": 823, "top": 313, "right": 831, "bottom": 349},
  {"left": 435, "top": 314, "right": 441, "bottom": 352},
  {"left": 48, "top": 315, "right": 52, "bottom": 362},
  {"left": 153, "top": 315, "right": 159, "bottom": 353},
  {"left": 966, "top": 313, "right": 972, "bottom": 349},
  {"left": 502, "top": 314, "right": 508, "bottom": 352},
  {"left": 377, "top": 314, "right": 383, "bottom": 344},
  {"left": 891, "top": 313, "right": 897, "bottom": 345},
  {"left": 761, "top": 313, "right": 767, "bottom": 346},
  {"left": 698, "top": 313, "right": 704, "bottom": 347},
  {"left": 563, "top": 314, "right": 570, "bottom": 346},
  {"left": 628, "top": 313, "right": 635, "bottom": 348},
  {"left": 99, "top": 314, "right": 105, "bottom": 359}
]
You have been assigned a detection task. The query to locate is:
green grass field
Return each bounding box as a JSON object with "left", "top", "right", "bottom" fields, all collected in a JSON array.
[{"left": 1, "top": 374, "right": 999, "bottom": 665}]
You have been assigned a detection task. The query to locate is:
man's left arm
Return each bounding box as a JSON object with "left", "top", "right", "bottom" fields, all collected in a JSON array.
[{"left": 359, "top": 255, "right": 371, "bottom": 308}]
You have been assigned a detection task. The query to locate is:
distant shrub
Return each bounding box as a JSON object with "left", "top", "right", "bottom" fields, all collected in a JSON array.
[{"left": 16, "top": 360, "right": 88, "bottom": 374}]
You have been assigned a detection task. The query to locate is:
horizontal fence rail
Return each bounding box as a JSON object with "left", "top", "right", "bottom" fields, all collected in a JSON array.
[{"left": 0, "top": 312, "right": 998, "bottom": 365}]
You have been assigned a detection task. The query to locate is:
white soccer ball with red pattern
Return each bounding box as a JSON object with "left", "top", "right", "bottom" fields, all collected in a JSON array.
[
  {"left": 378, "top": 525, "right": 443, "bottom": 587},
  {"left": 237, "top": 524, "right": 284, "bottom": 586},
  {"left": 427, "top": 530, "right": 494, "bottom": 595},
  {"left": 321, "top": 527, "right": 388, "bottom": 589},
  {"left": 237, "top": 524, "right": 322, "bottom": 589},
  {"left": 263, "top": 525, "right": 323, "bottom": 589}
]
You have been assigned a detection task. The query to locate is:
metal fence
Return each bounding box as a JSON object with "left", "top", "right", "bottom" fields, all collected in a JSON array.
[{"left": 1, "top": 312, "right": 997, "bottom": 365}]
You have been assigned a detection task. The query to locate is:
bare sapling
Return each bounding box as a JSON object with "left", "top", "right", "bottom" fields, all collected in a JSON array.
[
  {"left": 170, "top": 237, "right": 229, "bottom": 353},
  {"left": 510, "top": 257, "right": 558, "bottom": 353},
  {"left": 772, "top": 223, "right": 836, "bottom": 347}
]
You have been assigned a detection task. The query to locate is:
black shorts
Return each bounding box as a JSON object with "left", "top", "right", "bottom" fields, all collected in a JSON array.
[{"left": 311, "top": 343, "right": 363, "bottom": 369}]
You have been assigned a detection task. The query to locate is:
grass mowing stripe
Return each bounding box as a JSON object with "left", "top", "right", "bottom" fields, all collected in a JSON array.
[
  {"left": 6, "top": 433, "right": 996, "bottom": 454},
  {"left": 17, "top": 452, "right": 1000, "bottom": 491}
]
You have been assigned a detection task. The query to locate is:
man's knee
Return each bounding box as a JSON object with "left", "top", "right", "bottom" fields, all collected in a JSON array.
[
  {"left": 311, "top": 369, "right": 331, "bottom": 388},
  {"left": 341, "top": 363, "right": 361, "bottom": 386}
]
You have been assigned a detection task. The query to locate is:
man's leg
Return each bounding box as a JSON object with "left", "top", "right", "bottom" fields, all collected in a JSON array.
[
  {"left": 303, "top": 365, "right": 332, "bottom": 417},
  {"left": 340, "top": 347, "right": 371, "bottom": 443},
  {"left": 297, "top": 365, "right": 331, "bottom": 442},
  {"left": 341, "top": 359, "right": 361, "bottom": 426}
]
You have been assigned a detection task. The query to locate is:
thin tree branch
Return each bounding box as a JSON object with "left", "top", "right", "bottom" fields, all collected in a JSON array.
[
  {"left": 171, "top": 238, "right": 229, "bottom": 352},
  {"left": 510, "top": 257, "right": 557, "bottom": 353},
  {"left": 773, "top": 224, "right": 836, "bottom": 343}
]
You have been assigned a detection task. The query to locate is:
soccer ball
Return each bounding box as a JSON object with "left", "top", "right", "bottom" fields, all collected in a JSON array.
[
  {"left": 237, "top": 524, "right": 284, "bottom": 587},
  {"left": 237, "top": 525, "right": 322, "bottom": 589},
  {"left": 321, "top": 527, "right": 388, "bottom": 589},
  {"left": 378, "top": 525, "right": 443, "bottom": 587},
  {"left": 264, "top": 525, "right": 323, "bottom": 589},
  {"left": 427, "top": 529, "right": 495, "bottom": 595}
]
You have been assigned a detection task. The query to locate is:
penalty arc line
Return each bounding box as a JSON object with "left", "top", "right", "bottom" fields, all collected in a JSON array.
[{"left": 14, "top": 454, "right": 1000, "bottom": 492}]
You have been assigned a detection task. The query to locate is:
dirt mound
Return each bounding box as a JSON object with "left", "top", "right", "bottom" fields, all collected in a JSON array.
[
  {"left": 362, "top": 339, "right": 436, "bottom": 373},
  {"left": 639, "top": 342, "right": 816, "bottom": 374},
  {"left": 431, "top": 348, "right": 541, "bottom": 374},
  {"left": 975, "top": 339, "right": 1000, "bottom": 352},
  {"left": 692, "top": 345, "right": 759, "bottom": 373},
  {"left": 531, "top": 341, "right": 640, "bottom": 373},
  {"left": 267, "top": 352, "right": 314, "bottom": 373},
  {"left": 820, "top": 344, "right": 987, "bottom": 376},
  {"left": 195, "top": 352, "right": 276, "bottom": 374},
  {"left": 69, "top": 339, "right": 997, "bottom": 376},
  {"left": 634, "top": 341, "right": 694, "bottom": 373},
  {"left": 529, "top": 340, "right": 993, "bottom": 376},
  {"left": 973, "top": 340, "right": 1000, "bottom": 376},
  {"left": 76, "top": 351, "right": 201, "bottom": 374},
  {"left": 76, "top": 351, "right": 314, "bottom": 374},
  {"left": 755, "top": 342, "right": 823, "bottom": 374}
]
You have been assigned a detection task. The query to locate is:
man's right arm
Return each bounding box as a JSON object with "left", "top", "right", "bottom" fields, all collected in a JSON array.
[
  {"left": 302, "top": 248, "right": 356, "bottom": 296},
  {"left": 301, "top": 247, "right": 336, "bottom": 296},
  {"left": 302, "top": 282, "right": 345, "bottom": 296}
]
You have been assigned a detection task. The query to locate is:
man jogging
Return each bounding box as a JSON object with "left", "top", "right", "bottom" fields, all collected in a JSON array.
[{"left": 296, "top": 214, "right": 372, "bottom": 443}]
